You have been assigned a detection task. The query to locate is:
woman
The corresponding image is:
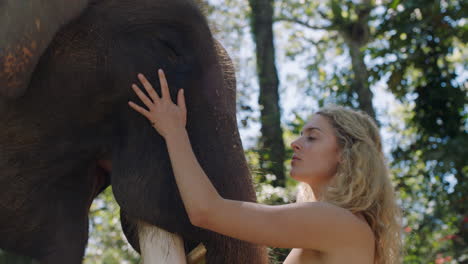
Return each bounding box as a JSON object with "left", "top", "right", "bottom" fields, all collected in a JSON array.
[{"left": 128, "top": 69, "right": 403, "bottom": 264}]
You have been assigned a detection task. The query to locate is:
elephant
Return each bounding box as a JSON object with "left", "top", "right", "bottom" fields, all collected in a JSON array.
[{"left": 0, "top": 0, "right": 269, "bottom": 263}]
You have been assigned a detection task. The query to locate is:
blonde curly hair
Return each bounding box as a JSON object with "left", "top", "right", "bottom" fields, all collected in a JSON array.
[{"left": 296, "top": 105, "right": 403, "bottom": 264}]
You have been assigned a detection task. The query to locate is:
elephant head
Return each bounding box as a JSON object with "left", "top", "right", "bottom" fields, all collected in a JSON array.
[{"left": 0, "top": 0, "right": 268, "bottom": 263}]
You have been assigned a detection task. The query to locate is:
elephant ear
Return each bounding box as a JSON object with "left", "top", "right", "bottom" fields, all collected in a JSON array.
[
  {"left": 213, "top": 39, "right": 237, "bottom": 116},
  {"left": 0, "top": 0, "right": 90, "bottom": 99}
]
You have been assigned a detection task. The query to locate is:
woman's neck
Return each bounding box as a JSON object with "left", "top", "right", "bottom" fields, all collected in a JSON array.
[{"left": 309, "top": 184, "right": 327, "bottom": 201}]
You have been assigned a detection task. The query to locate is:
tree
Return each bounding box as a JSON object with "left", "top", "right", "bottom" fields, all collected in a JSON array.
[
  {"left": 272, "top": 0, "right": 466, "bottom": 261},
  {"left": 371, "top": 0, "right": 467, "bottom": 261},
  {"left": 248, "top": 0, "right": 287, "bottom": 187},
  {"left": 275, "top": 0, "right": 378, "bottom": 120}
]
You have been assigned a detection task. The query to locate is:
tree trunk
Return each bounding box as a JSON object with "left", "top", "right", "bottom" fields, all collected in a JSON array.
[
  {"left": 339, "top": 1, "right": 377, "bottom": 121},
  {"left": 346, "top": 38, "right": 377, "bottom": 121},
  {"left": 248, "top": 0, "right": 286, "bottom": 186}
]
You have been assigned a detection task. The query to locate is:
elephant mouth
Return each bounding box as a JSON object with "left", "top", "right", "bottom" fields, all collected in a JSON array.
[
  {"left": 97, "top": 159, "right": 112, "bottom": 173},
  {"left": 95, "top": 159, "right": 206, "bottom": 263}
]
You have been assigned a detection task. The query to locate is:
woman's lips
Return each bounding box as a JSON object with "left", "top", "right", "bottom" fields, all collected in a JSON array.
[
  {"left": 292, "top": 156, "right": 301, "bottom": 164},
  {"left": 292, "top": 155, "right": 301, "bottom": 160}
]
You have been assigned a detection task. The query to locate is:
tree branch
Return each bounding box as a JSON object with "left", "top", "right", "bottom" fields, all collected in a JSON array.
[{"left": 274, "top": 16, "right": 335, "bottom": 31}]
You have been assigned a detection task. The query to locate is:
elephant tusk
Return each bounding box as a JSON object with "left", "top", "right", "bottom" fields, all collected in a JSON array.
[
  {"left": 187, "top": 243, "right": 207, "bottom": 264},
  {"left": 138, "top": 222, "right": 187, "bottom": 264}
]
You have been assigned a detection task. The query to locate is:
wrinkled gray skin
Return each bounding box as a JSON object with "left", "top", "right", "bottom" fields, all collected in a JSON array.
[{"left": 0, "top": 0, "right": 268, "bottom": 263}]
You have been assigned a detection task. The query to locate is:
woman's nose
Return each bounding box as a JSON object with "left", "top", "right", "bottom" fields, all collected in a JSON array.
[{"left": 290, "top": 139, "right": 300, "bottom": 150}]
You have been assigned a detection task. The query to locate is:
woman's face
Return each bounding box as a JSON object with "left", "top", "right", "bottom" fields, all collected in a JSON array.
[{"left": 290, "top": 114, "right": 341, "bottom": 186}]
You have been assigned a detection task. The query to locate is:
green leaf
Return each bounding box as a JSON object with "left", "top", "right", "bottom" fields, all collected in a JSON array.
[{"left": 389, "top": 0, "right": 401, "bottom": 9}]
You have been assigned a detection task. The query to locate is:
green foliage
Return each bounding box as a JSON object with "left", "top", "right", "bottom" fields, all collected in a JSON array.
[
  {"left": 245, "top": 145, "right": 297, "bottom": 263},
  {"left": 0, "top": 251, "right": 37, "bottom": 264},
  {"left": 273, "top": 0, "right": 466, "bottom": 261},
  {"left": 84, "top": 188, "right": 140, "bottom": 264},
  {"left": 371, "top": 0, "right": 467, "bottom": 261},
  {"left": 275, "top": 0, "right": 378, "bottom": 110}
]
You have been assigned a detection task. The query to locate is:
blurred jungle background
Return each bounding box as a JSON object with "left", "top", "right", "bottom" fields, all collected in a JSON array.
[{"left": 1, "top": 0, "right": 466, "bottom": 263}]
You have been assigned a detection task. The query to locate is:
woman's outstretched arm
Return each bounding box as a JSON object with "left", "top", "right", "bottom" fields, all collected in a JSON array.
[
  {"left": 164, "top": 129, "right": 371, "bottom": 251},
  {"left": 128, "top": 69, "right": 372, "bottom": 252},
  {"left": 164, "top": 128, "right": 221, "bottom": 222}
]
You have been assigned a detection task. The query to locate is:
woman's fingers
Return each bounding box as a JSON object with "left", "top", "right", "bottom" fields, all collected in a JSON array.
[
  {"left": 131, "top": 69, "right": 179, "bottom": 111},
  {"left": 177, "top": 89, "right": 186, "bottom": 113},
  {"left": 128, "top": 101, "right": 151, "bottom": 118},
  {"left": 132, "top": 84, "right": 154, "bottom": 109},
  {"left": 137, "top": 73, "right": 160, "bottom": 103},
  {"left": 158, "top": 69, "right": 170, "bottom": 100}
]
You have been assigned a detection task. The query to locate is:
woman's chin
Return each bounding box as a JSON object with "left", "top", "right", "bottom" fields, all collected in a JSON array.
[
  {"left": 290, "top": 171, "right": 303, "bottom": 181},
  {"left": 289, "top": 170, "right": 296, "bottom": 178}
]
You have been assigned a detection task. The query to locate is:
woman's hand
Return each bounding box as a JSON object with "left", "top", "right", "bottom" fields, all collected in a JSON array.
[{"left": 128, "top": 69, "right": 187, "bottom": 139}]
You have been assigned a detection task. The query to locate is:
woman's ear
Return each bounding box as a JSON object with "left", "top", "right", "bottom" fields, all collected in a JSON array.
[{"left": 336, "top": 149, "right": 344, "bottom": 164}]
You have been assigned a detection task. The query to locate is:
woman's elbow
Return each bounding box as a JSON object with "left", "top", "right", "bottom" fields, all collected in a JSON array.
[
  {"left": 188, "top": 197, "right": 222, "bottom": 228},
  {"left": 188, "top": 207, "right": 210, "bottom": 228}
]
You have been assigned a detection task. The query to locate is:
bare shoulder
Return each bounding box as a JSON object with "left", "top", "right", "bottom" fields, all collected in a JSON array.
[{"left": 298, "top": 201, "right": 375, "bottom": 250}]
